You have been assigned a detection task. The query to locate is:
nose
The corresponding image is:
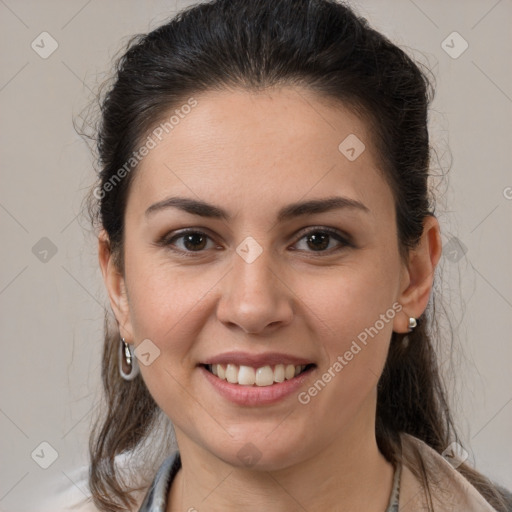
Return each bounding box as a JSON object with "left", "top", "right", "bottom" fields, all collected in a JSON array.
[{"left": 216, "top": 248, "right": 294, "bottom": 335}]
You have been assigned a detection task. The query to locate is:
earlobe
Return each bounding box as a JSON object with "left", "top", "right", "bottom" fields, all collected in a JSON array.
[
  {"left": 98, "top": 230, "right": 133, "bottom": 340},
  {"left": 393, "top": 215, "right": 442, "bottom": 333}
]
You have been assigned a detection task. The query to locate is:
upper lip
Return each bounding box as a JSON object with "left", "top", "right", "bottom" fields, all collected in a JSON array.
[{"left": 201, "top": 351, "right": 314, "bottom": 367}]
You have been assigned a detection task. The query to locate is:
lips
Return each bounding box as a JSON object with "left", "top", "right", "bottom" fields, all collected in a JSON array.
[{"left": 200, "top": 361, "right": 316, "bottom": 406}]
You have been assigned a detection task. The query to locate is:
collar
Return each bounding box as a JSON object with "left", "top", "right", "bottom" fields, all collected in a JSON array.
[{"left": 398, "top": 432, "right": 498, "bottom": 511}]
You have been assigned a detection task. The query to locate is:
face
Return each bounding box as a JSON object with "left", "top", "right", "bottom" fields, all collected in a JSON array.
[{"left": 107, "top": 87, "right": 411, "bottom": 470}]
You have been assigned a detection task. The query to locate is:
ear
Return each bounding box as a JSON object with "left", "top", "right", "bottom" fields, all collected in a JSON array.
[
  {"left": 98, "top": 229, "right": 133, "bottom": 341},
  {"left": 393, "top": 215, "right": 442, "bottom": 333}
]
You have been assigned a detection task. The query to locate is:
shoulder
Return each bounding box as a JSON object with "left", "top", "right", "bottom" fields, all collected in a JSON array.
[{"left": 398, "top": 432, "right": 500, "bottom": 512}]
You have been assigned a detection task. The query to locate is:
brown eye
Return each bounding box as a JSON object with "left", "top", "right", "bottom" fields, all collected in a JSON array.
[
  {"left": 163, "top": 230, "right": 216, "bottom": 254},
  {"left": 305, "top": 232, "right": 330, "bottom": 251},
  {"left": 180, "top": 232, "right": 208, "bottom": 251},
  {"left": 294, "top": 228, "right": 351, "bottom": 253}
]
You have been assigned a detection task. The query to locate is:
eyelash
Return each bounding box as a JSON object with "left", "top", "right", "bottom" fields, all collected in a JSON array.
[{"left": 158, "top": 227, "right": 353, "bottom": 258}]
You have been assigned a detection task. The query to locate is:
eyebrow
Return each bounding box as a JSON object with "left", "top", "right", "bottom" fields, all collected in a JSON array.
[{"left": 145, "top": 195, "right": 370, "bottom": 222}]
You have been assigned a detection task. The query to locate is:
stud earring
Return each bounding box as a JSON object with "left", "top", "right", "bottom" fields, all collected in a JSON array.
[
  {"left": 408, "top": 317, "right": 417, "bottom": 332},
  {"left": 119, "top": 337, "right": 140, "bottom": 380}
]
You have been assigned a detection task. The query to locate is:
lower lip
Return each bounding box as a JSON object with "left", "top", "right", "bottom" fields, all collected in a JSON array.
[{"left": 200, "top": 366, "right": 314, "bottom": 406}]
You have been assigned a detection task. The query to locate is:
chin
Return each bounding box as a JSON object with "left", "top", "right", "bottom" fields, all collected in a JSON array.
[{"left": 207, "top": 432, "right": 310, "bottom": 472}]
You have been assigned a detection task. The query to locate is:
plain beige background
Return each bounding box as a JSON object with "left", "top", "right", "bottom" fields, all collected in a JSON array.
[{"left": 1, "top": 0, "right": 511, "bottom": 509}]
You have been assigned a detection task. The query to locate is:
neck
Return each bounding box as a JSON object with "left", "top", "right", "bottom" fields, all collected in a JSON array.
[{"left": 168, "top": 396, "right": 395, "bottom": 511}]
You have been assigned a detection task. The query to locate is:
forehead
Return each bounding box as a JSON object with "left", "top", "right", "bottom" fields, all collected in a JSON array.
[{"left": 128, "top": 86, "right": 392, "bottom": 220}]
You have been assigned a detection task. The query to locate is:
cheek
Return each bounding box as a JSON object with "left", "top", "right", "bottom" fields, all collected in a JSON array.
[
  {"left": 297, "top": 254, "right": 401, "bottom": 406},
  {"left": 123, "top": 257, "right": 213, "bottom": 418},
  {"left": 301, "top": 258, "right": 400, "bottom": 346},
  {"left": 124, "top": 249, "right": 212, "bottom": 341}
]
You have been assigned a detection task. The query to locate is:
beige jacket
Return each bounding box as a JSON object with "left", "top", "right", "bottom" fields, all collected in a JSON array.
[{"left": 398, "top": 432, "right": 498, "bottom": 511}]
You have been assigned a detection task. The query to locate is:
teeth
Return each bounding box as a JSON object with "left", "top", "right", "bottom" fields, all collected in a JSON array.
[
  {"left": 225, "top": 364, "right": 238, "bottom": 383},
  {"left": 274, "top": 364, "right": 285, "bottom": 383},
  {"left": 208, "top": 363, "right": 308, "bottom": 386},
  {"left": 238, "top": 365, "right": 256, "bottom": 385},
  {"left": 255, "top": 366, "right": 273, "bottom": 386}
]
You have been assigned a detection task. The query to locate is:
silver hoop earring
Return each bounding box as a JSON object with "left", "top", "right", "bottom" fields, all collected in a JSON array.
[
  {"left": 119, "top": 338, "right": 140, "bottom": 381},
  {"left": 408, "top": 317, "right": 417, "bottom": 332}
]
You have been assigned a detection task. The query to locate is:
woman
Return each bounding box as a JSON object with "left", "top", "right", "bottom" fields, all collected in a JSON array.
[{"left": 85, "top": 0, "right": 511, "bottom": 510}]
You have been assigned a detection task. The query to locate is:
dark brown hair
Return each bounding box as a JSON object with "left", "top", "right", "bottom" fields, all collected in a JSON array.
[{"left": 84, "top": 0, "right": 510, "bottom": 510}]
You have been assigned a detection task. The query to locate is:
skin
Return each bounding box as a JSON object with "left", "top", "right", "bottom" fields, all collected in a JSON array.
[{"left": 99, "top": 86, "right": 442, "bottom": 511}]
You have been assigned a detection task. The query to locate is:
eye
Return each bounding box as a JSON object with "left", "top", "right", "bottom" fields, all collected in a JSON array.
[
  {"left": 161, "top": 229, "right": 218, "bottom": 254},
  {"left": 293, "top": 227, "right": 351, "bottom": 253},
  {"left": 157, "top": 227, "right": 352, "bottom": 257}
]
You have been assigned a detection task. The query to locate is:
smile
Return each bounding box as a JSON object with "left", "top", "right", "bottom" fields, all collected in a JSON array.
[{"left": 204, "top": 363, "right": 314, "bottom": 386}]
